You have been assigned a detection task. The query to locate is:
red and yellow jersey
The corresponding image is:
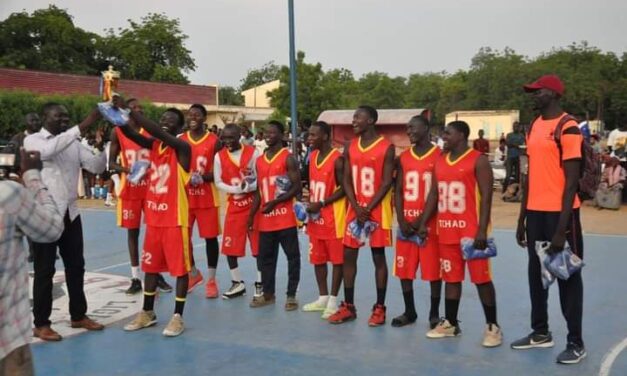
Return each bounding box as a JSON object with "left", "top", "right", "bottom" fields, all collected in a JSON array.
[
  {"left": 398, "top": 145, "right": 439, "bottom": 224},
  {"left": 115, "top": 127, "right": 150, "bottom": 200},
  {"left": 256, "top": 147, "right": 297, "bottom": 232},
  {"left": 218, "top": 144, "right": 256, "bottom": 214},
  {"left": 346, "top": 136, "right": 393, "bottom": 229},
  {"left": 179, "top": 131, "right": 219, "bottom": 209},
  {"left": 144, "top": 141, "right": 190, "bottom": 227},
  {"left": 308, "top": 148, "right": 346, "bottom": 239},
  {"left": 434, "top": 148, "right": 482, "bottom": 244}
]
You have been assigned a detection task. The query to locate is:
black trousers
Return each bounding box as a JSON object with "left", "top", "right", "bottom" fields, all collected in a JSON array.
[
  {"left": 525, "top": 209, "right": 584, "bottom": 346},
  {"left": 259, "top": 227, "right": 300, "bottom": 297},
  {"left": 32, "top": 212, "right": 87, "bottom": 327},
  {"left": 504, "top": 157, "right": 520, "bottom": 191}
]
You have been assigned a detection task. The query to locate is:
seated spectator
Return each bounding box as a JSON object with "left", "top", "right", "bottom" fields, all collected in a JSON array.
[
  {"left": 590, "top": 134, "right": 603, "bottom": 154},
  {"left": 596, "top": 156, "right": 626, "bottom": 209},
  {"left": 493, "top": 139, "right": 507, "bottom": 167}
]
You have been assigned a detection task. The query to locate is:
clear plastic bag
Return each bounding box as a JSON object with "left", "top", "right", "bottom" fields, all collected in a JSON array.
[
  {"left": 396, "top": 231, "right": 426, "bottom": 247},
  {"left": 347, "top": 219, "right": 378, "bottom": 245},
  {"left": 97, "top": 102, "right": 130, "bottom": 126},
  {"left": 128, "top": 160, "right": 150, "bottom": 184},
  {"left": 293, "top": 201, "right": 308, "bottom": 222},
  {"left": 460, "top": 237, "right": 497, "bottom": 260},
  {"left": 274, "top": 175, "right": 291, "bottom": 198},
  {"left": 535, "top": 241, "right": 556, "bottom": 289},
  {"left": 543, "top": 244, "right": 585, "bottom": 280}
]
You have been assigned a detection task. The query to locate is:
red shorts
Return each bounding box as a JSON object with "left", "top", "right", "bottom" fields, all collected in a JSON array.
[
  {"left": 142, "top": 226, "right": 192, "bottom": 277},
  {"left": 221, "top": 209, "right": 259, "bottom": 257},
  {"left": 116, "top": 198, "right": 144, "bottom": 229},
  {"left": 189, "top": 207, "right": 220, "bottom": 239},
  {"left": 309, "top": 237, "right": 344, "bottom": 265},
  {"left": 394, "top": 238, "right": 441, "bottom": 281},
  {"left": 439, "top": 243, "right": 492, "bottom": 284}
]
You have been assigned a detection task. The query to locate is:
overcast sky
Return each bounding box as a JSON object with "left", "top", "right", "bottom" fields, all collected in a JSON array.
[{"left": 1, "top": 0, "right": 625, "bottom": 87}]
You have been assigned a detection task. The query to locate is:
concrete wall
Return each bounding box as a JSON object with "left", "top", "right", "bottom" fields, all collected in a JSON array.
[
  {"left": 241, "top": 80, "right": 280, "bottom": 108},
  {"left": 445, "top": 110, "right": 520, "bottom": 141}
]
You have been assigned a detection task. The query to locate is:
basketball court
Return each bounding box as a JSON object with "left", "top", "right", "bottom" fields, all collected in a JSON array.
[{"left": 30, "top": 207, "right": 627, "bottom": 376}]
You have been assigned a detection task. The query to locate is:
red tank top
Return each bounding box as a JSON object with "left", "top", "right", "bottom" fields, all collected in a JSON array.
[
  {"left": 256, "top": 147, "right": 297, "bottom": 231},
  {"left": 307, "top": 148, "right": 346, "bottom": 239},
  {"left": 434, "top": 148, "right": 481, "bottom": 244},
  {"left": 179, "top": 131, "right": 219, "bottom": 208},
  {"left": 218, "top": 144, "right": 256, "bottom": 214},
  {"left": 347, "top": 136, "right": 393, "bottom": 229},
  {"left": 115, "top": 127, "right": 150, "bottom": 200},
  {"left": 398, "top": 146, "right": 439, "bottom": 225},
  {"left": 144, "top": 141, "right": 190, "bottom": 227}
]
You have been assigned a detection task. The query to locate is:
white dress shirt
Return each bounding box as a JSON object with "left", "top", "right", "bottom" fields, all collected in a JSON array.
[
  {"left": 24, "top": 126, "right": 107, "bottom": 220},
  {"left": 214, "top": 147, "right": 260, "bottom": 194},
  {"left": 0, "top": 170, "right": 64, "bottom": 359}
]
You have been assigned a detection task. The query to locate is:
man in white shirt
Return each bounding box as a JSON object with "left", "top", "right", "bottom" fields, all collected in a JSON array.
[
  {"left": 607, "top": 123, "right": 627, "bottom": 162},
  {"left": 214, "top": 124, "right": 263, "bottom": 299},
  {"left": 24, "top": 102, "right": 107, "bottom": 341}
]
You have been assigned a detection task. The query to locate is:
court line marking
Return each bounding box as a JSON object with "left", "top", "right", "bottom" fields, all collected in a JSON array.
[
  {"left": 93, "top": 242, "right": 206, "bottom": 272},
  {"left": 599, "top": 337, "right": 627, "bottom": 376}
]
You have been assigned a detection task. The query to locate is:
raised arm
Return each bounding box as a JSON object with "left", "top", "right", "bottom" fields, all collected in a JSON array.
[
  {"left": 108, "top": 128, "right": 128, "bottom": 174},
  {"left": 130, "top": 111, "right": 190, "bottom": 172},
  {"left": 474, "top": 154, "right": 494, "bottom": 250}
]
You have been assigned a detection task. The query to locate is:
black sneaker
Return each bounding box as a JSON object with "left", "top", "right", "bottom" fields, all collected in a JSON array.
[
  {"left": 222, "top": 281, "right": 246, "bottom": 299},
  {"left": 510, "top": 332, "right": 554, "bottom": 349},
  {"left": 556, "top": 343, "right": 587, "bottom": 364},
  {"left": 125, "top": 278, "right": 143, "bottom": 295},
  {"left": 156, "top": 275, "right": 173, "bottom": 293}
]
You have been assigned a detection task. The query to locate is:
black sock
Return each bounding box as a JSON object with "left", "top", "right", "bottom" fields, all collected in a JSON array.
[
  {"left": 482, "top": 303, "right": 497, "bottom": 325},
  {"left": 402, "top": 290, "right": 416, "bottom": 318},
  {"left": 430, "top": 296, "right": 441, "bottom": 319},
  {"left": 376, "top": 288, "right": 386, "bottom": 306},
  {"left": 175, "top": 297, "right": 186, "bottom": 316},
  {"left": 344, "top": 287, "right": 354, "bottom": 304},
  {"left": 143, "top": 291, "right": 156, "bottom": 312},
  {"left": 206, "top": 238, "right": 219, "bottom": 269},
  {"left": 445, "top": 298, "right": 460, "bottom": 326}
]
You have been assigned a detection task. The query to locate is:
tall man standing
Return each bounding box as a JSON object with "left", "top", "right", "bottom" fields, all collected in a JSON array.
[
  {"left": 512, "top": 75, "right": 586, "bottom": 364},
  {"left": 504, "top": 122, "right": 525, "bottom": 192},
  {"left": 328, "top": 106, "right": 395, "bottom": 326},
  {"left": 248, "top": 121, "right": 302, "bottom": 311},
  {"left": 303, "top": 121, "right": 346, "bottom": 319},
  {"left": 120, "top": 106, "right": 193, "bottom": 337},
  {"left": 393, "top": 115, "right": 442, "bottom": 328},
  {"left": 418, "top": 121, "right": 502, "bottom": 347},
  {"left": 214, "top": 124, "right": 262, "bottom": 299},
  {"left": 180, "top": 104, "right": 221, "bottom": 298},
  {"left": 108, "top": 98, "right": 172, "bottom": 294},
  {"left": 24, "top": 104, "right": 107, "bottom": 341}
]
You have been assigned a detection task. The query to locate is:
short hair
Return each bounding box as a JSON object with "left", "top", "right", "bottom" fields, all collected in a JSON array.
[
  {"left": 312, "top": 121, "right": 331, "bottom": 137},
  {"left": 189, "top": 104, "right": 207, "bottom": 118},
  {"left": 41, "top": 102, "right": 62, "bottom": 118},
  {"left": 447, "top": 120, "right": 470, "bottom": 139},
  {"left": 166, "top": 108, "right": 185, "bottom": 127},
  {"left": 303, "top": 118, "right": 312, "bottom": 128},
  {"left": 126, "top": 98, "right": 138, "bottom": 105},
  {"left": 409, "top": 115, "right": 429, "bottom": 128},
  {"left": 357, "top": 105, "right": 378, "bottom": 123},
  {"left": 268, "top": 120, "right": 285, "bottom": 134},
  {"left": 223, "top": 123, "right": 240, "bottom": 133}
]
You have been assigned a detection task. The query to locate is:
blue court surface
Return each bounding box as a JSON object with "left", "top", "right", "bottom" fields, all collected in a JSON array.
[{"left": 31, "top": 208, "right": 627, "bottom": 376}]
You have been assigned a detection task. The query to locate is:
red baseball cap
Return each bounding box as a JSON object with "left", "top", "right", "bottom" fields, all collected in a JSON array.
[{"left": 523, "top": 74, "right": 564, "bottom": 96}]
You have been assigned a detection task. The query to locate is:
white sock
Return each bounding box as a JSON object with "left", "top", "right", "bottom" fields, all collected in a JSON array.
[
  {"left": 111, "top": 174, "right": 121, "bottom": 196},
  {"left": 230, "top": 267, "right": 242, "bottom": 282},
  {"left": 106, "top": 193, "right": 113, "bottom": 201},
  {"left": 317, "top": 295, "right": 329, "bottom": 306},
  {"left": 256, "top": 271, "right": 262, "bottom": 283},
  {"left": 131, "top": 266, "right": 139, "bottom": 279},
  {"left": 327, "top": 295, "right": 338, "bottom": 309},
  {"left": 207, "top": 268, "right": 217, "bottom": 280}
]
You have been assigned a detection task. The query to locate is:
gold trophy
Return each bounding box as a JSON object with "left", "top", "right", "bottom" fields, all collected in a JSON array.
[{"left": 101, "top": 65, "right": 120, "bottom": 102}]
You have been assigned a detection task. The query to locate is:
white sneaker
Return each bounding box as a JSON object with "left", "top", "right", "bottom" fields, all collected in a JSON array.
[
  {"left": 124, "top": 311, "right": 157, "bottom": 331},
  {"left": 321, "top": 306, "right": 338, "bottom": 320},
  {"left": 426, "top": 319, "right": 461, "bottom": 338},
  {"left": 254, "top": 282, "right": 263, "bottom": 298},
  {"left": 222, "top": 281, "right": 246, "bottom": 299},
  {"left": 162, "top": 314, "right": 184, "bottom": 337},
  {"left": 482, "top": 323, "right": 503, "bottom": 348},
  {"left": 303, "top": 299, "right": 327, "bottom": 312}
]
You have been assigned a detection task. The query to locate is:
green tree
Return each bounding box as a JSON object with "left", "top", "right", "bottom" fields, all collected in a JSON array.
[
  {"left": 239, "top": 61, "right": 281, "bottom": 91},
  {"left": 0, "top": 6, "right": 100, "bottom": 74},
  {"left": 98, "top": 13, "right": 196, "bottom": 84},
  {"left": 404, "top": 72, "right": 445, "bottom": 122},
  {"left": 355, "top": 72, "right": 406, "bottom": 109},
  {"left": 218, "top": 86, "right": 244, "bottom": 106}
]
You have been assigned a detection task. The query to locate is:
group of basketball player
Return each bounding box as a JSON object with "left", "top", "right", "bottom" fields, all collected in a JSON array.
[{"left": 106, "top": 98, "right": 499, "bottom": 346}]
